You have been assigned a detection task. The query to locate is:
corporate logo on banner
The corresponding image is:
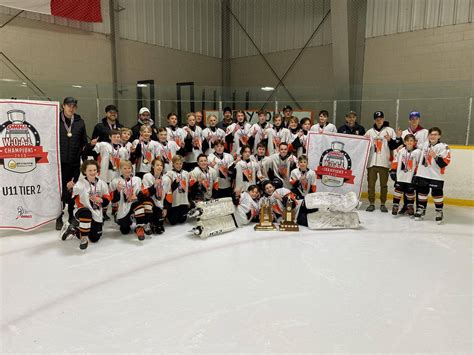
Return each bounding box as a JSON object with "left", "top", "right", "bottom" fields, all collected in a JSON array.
[
  {"left": 0, "top": 110, "right": 49, "bottom": 173},
  {"left": 316, "top": 141, "right": 355, "bottom": 187},
  {"left": 307, "top": 132, "right": 371, "bottom": 197}
]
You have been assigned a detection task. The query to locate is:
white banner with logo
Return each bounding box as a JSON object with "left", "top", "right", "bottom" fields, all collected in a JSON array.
[
  {"left": 0, "top": 100, "right": 62, "bottom": 231},
  {"left": 306, "top": 132, "right": 371, "bottom": 198}
]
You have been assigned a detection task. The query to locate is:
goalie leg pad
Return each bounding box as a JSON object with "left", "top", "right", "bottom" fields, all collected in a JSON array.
[
  {"left": 188, "top": 197, "right": 235, "bottom": 220},
  {"left": 304, "top": 192, "right": 359, "bottom": 212},
  {"left": 193, "top": 214, "right": 238, "bottom": 238},
  {"left": 307, "top": 211, "right": 360, "bottom": 229}
]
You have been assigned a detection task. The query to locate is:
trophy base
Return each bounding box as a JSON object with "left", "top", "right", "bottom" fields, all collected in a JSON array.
[
  {"left": 279, "top": 222, "right": 299, "bottom": 232},
  {"left": 254, "top": 223, "right": 277, "bottom": 231}
]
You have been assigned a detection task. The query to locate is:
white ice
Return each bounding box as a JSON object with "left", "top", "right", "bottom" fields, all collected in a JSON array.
[{"left": 1, "top": 206, "right": 473, "bottom": 353}]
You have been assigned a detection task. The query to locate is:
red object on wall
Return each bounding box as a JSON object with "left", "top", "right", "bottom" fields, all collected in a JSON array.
[{"left": 51, "top": 0, "right": 102, "bottom": 22}]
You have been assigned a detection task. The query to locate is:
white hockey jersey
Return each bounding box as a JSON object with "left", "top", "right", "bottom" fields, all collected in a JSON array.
[
  {"left": 365, "top": 125, "right": 396, "bottom": 168},
  {"left": 93, "top": 142, "right": 130, "bottom": 183},
  {"left": 249, "top": 122, "right": 273, "bottom": 154},
  {"left": 109, "top": 176, "right": 142, "bottom": 220},
  {"left": 225, "top": 122, "right": 252, "bottom": 156},
  {"left": 267, "top": 126, "right": 291, "bottom": 155},
  {"left": 266, "top": 188, "right": 301, "bottom": 220},
  {"left": 154, "top": 140, "right": 180, "bottom": 172},
  {"left": 202, "top": 126, "right": 225, "bottom": 154},
  {"left": 141, "top": 173, "right": 171, "bottom": 209},
  {"left": 166, "top": 126, "right": 186, "bottom": 149},
  {"left": 165, "top": 169, "right": 190, "bottom": 207},
  {"left": 183, "top": 125, "right": 203, "bottom": 163},
  {"left": 416, "top": 142, "right": 451, "bottom": 181},
  {"left": 207, "top": 152, "right": 235, "bottom": 189},
  {"left": 262, "top": 153, "right": 298, "bottom": 189},
  {"left": 401, "top": 126, "right": 428, "bottom": 148},
  {"left": 234, "top": 159, "right": 262, "bottom": 193},
  {"left": 310, "top": 123, "right": 337, "bottom": 134},
  {"left": 234, "top": 191, "right": 260, "bottom": 227},
  {"left": 72, "top": 178, "right": 110, "bottom": 223},
  {"left": 391, "top": 147, "right": 423, "bottom": 183},
  {"left": 132, "top": 139, "right": 159, "bottom": 174},
  {"left": 189, "top": 166, "right": 219, "bottom": 201},
  {"left": 290, "top": 168, "right": 317, "bottom": 196}
]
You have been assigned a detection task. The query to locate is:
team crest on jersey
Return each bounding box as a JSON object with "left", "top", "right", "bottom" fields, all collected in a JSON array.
[
  {"left": 316, "top": 141, "right": 355, "bottom": 187},
  {"left": 0, "top": 110, "right": 49, "bottom": 174}
]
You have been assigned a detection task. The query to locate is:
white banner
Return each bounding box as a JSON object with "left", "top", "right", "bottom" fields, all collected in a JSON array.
[
  {"left": 0, "top": 100, "right": 62, "bottom": 231},
  {"left": 306, "top": 132, "right": 371, "bottom": 198}
]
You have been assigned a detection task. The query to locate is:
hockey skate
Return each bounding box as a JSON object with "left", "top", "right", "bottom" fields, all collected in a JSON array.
[
  {"left": 61, "top": 220, "right": 79, "bottom": 240},
  {"left": 407, "top": 205, "right": 415, "bottom": 217},
  {"left": 144, "top": 223, "right": 153, "bottom": 235},
  {"left": 79, "top": 235, "right": 88, "bottom": 250},
  {"left": 391, "top": 204, "right": 399, "bottom": 216},
  {"left": 435, "top": 210, "right": 444, "bottom": 224},
  {"left": 414, "top": 207, "right": 425, "bottom": 221}
]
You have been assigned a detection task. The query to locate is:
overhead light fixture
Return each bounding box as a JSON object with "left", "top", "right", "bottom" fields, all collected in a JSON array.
[
  {"left": 137, "top": 83, "right": 148, "bottom": 88},
  {"left": 0, "top": 78, "right": 19, "bottom": 82},
  {"left": 261, "top": 86, "right": 274, "bottom": 91},
  {"left": 72, "top": 85, "right": 82, "bottom": 88}
]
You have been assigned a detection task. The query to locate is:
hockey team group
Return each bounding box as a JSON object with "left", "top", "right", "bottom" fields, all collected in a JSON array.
[{"left": 57, "top": 97, "right": 451, "bottom": 250}]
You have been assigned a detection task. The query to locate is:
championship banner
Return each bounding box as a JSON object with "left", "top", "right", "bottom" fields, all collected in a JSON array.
[
  {"left": 0, "top": 100, "right": 62, "bottom": 231},
  {"left": 306, "top": 132, "right": 371, "bottom": 198}
]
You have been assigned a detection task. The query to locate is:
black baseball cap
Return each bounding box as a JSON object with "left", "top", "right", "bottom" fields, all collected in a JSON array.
[
  {"left": 373, "top": 111, "right": 384, "bottom": 119},
  {"left": 223, "top": 106, "right": 232, "bottom": 114},
  {"left": 63, "top": 97, "right": 78, "bottom": 105},
  {"left": 282, "top": 105, "right": 293, "bottom": 112},
  {"left": 105, "top": 104, "right": 118, "bottom": 113}
]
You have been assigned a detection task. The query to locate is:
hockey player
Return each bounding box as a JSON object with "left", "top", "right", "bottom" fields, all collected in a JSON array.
[
  {"left": 287, "top": 116, "right": 304, "bottom": 155},
  {"left": 365, "top": 111, "right": 402, "bottom": 212},
  {"left": 164, "top": 155, "right": 191, "bottom": 225},
  {"left": 266, "top": 113, "right": 291, "bottom": 155},
  {"left": 183, "top": 112, "right": 204, "bottom": 172},
  {"left": 166, "top": 112, "right": 186, "bottom": 149},
  {"left": 120, "top": 127, "right": 133, "bottom": 158},
  {"left": 131, "top": 125, "right": 159, "bottom": 179},
  {"left": 233, "top": 184, "right": 261, "bottom": 227},
  {"left": 208, "top": 139, "right": 235, "bottom": 198},
  {"left": 262, "top": 142, "right": 298, "bottom": 189},
  {"left": 234, "top": 145, "right": 263, "bottom": 195},
  {"left": 297, "top": 117, "right": 311, "bottom": 156},
  {"left": 62, "top": 160, "right": 111, "bottom": 250},
  {"left": 401, "top": 111, "right": 428, "bottom": 148},
  {"left": 310, "top": 110, "right": 337, "bottom": 133},
  {"left": 109, "top": 160, "right": 147, "bottom": 240},
  {"left": 389, "top": 134, "right": 422, "bottom": 216},
  {"left": 414, "top": 127, "right": 451, "bottom": 223},
  {"left": 290, "top": 155, "right": 317, "bottom": 199},
  {"left": 140, "top": 158, "right": 170, "bottom": 235},
  {"left": 201, "top": 114, "right": 225, "bottom": 155},
  {"left": 225, "top": 110, "right": 251, "bottom": 157},
  {"left": 189, "top": 154, "right": 219, "bottom": 202},
  {"left": 155, "top": 127, "right": 182, "bottom": 172},
  {"left": 261, "top": 179, "right": 301, "bottom": 223},
  {"left": 249, "top": 110, "right": 272, "bottom": 154}
]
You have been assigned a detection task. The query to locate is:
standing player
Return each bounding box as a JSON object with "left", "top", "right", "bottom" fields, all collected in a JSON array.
[
  {"left": 166, "top": 112, "right": 186, "bottom": 150},
  {"left": 225, "top": 110, "right": 251, "bottom": 157},
  {"left": 155, "top": 127, "right": 182, "bottom": 172},
  {"left": 290, "top": 155, "right": 317, "bottom": 199},
  {"left": 310, "top": 110, "right": 337, "bottom": 133},
  {"left": 208, "top": 139, "right": 235, "bottom": 198},
  {"left": 183, "top": 112, "right": 203, "bottom": 171},
  {"left": 165, "top": 155, "right": 191, "bottom": 225},
  {"left": 262, "top": 142, "right": 298, "bottom": 189},
  {"left": 234, "top": 145, "right": 263, "bottom": 195},
  {"left": 267, "top": 113, "right": 291, "bottom": 155},
  {"left": 401, "top": 111, "right": 428, "bottom": 147},
  {"left": 131, "top": 125, "right": 159, "bottom": 179},
  {"left": 189, "top": 154, "right": 219, "bottom": 202},
  {"left": 249, "top": 110, "right": 272, "bottom": 154},
  {"left": 389, "top": 134, "right": 422, "bottom": 216},
  {"left": 414, "top": 127, "right": 451, "bottom": 223},
  {"left": 202, "top": 114, "right": 225, "bottom": 155}
]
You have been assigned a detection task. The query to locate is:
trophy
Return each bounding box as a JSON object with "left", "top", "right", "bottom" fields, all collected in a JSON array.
[
  {"left": 254, "top": 198, "right": 277, "bottom": 231},
  {"left": 279, "top": 200, "right": 299, "bottom": 232}
]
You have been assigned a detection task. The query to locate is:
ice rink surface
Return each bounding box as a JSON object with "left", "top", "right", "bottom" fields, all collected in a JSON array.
[{"left": 1, "top": 206, "right": 473, "bottom": 353}]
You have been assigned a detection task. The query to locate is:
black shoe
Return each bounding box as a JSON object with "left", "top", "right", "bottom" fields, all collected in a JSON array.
[
  {"left": 103, "top": 213, "right": 110, "bottom": 221},
  {"left": 157, "top": 224, "right": 164, "bottom": 234},
  {"left": 380, "top": 205, "right": 388, "bottom": 213},
  {"left": 55, "top": 217, "right": 64, "bottom": 231},
  {"left": 366, "top": 204, "right": 375, "bottom": 212}
]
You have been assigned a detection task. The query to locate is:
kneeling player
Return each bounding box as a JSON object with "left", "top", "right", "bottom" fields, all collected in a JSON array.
[{"left": 62, "top": 160, "right": 111, "bottom": 250}]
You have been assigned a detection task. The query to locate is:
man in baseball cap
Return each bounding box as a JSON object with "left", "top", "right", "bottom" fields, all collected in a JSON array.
[
  {"left": 91, "top": 104, "right": 123, "bottom": 143},
  {"left": 131, "top": 107, "right": 158, "bottom": 141}
]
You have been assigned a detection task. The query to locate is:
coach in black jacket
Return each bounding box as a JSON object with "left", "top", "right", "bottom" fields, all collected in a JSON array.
[
  {"left": 91, "top": 104, "right": 123, "bottom": 143},
  {"left": 56, "top": 97, "right": 88, "bottom": 230},
  {"left": 337, "top": 111, "right": 366, "bottom": 136}
]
